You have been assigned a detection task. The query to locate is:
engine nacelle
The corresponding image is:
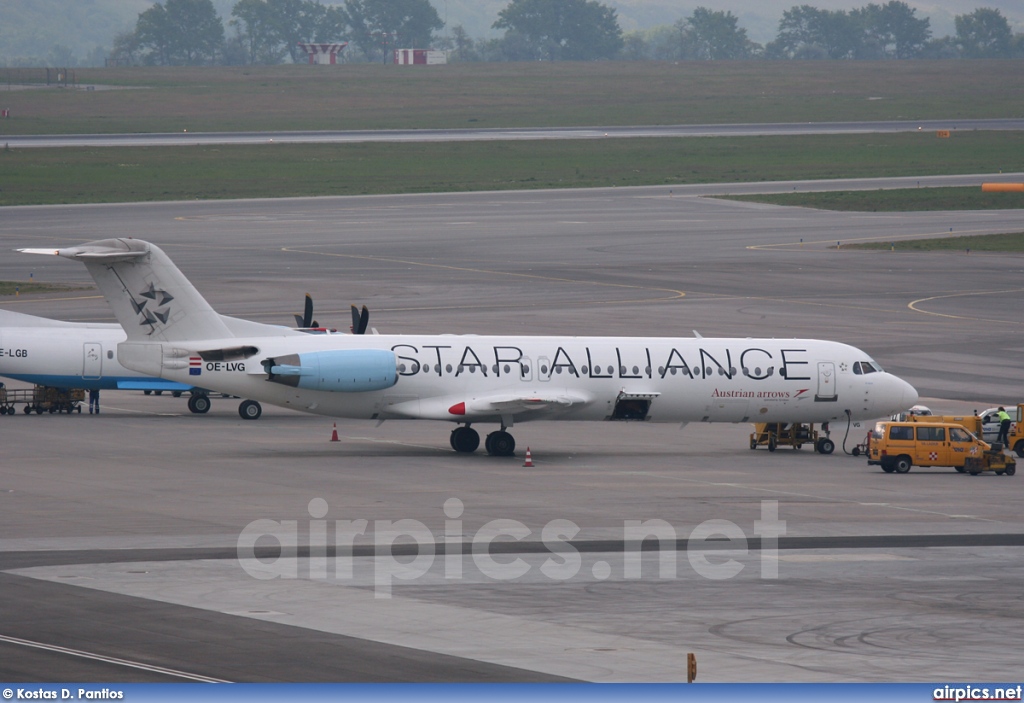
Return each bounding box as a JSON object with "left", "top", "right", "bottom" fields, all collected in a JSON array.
[{"left": 264, "top": 349, "right": 397, "bottom": 392}]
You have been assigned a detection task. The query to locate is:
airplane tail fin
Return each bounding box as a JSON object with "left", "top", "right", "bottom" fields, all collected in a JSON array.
[{"left": 20, "top": 239, "right": 235, "bottom": 343}]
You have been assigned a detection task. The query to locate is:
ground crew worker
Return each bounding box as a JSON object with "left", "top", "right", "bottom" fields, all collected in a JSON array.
[
  {"left": 89, "top": 389, "right": 100, "bottom": 414},
  {"left": 997, "top": 406, "right": 1011, "bottom": 446}
]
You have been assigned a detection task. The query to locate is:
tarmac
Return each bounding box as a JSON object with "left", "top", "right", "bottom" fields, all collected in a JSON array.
[{"left": 1, "top": 178, "right": 1023, "bottom": 682}]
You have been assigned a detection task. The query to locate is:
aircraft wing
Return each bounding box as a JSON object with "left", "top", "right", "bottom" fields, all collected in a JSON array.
[
  {"left": 463, "top": 393, "right": 591, "bottom": 415},
  {"left": 384, "top": 391, "right": 593, "bottom": 422}
]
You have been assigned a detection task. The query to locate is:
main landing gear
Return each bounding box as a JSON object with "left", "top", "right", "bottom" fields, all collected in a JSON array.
[
  {"left": 186, "top": 392, "right": 262, "bottom": 420},
  {"left": 450, "top": 424, "right": 516, "bottom": 457}
]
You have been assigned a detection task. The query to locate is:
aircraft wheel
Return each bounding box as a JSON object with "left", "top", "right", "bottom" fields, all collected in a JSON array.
[
  {"left": 486, "top": 431, "right": 516, "bottom": 457},
  {"left": 817, "top": 438, "right": 836, "bottom": 455},
  {"left": 450, "top": 426, "right": 480, "bottom": 453},
  {"left": 172, "top": 391, "right": 182, "bottom": 398},
  {"left": 893, "top": 455, "right": 912, "bottom": 473},
  {"left": 188, "top": 394, "right": 211, "bottom": 414},
  {"left": 238, "top": 400, "right": 262, "bottom": 420},
  {"left": 144, "top": 390, "right": 152, "bottom": 396}
]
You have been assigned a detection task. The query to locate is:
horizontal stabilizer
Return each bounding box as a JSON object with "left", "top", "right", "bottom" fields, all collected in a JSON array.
[{"left": 19, "top": 242, "right": 149, "bottom": 262}]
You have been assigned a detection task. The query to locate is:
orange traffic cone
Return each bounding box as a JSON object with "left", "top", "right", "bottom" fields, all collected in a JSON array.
[
  {"left": 523, "top": 447, "right": 534, "bottom": 467},
  {"left": 330, "top": 423, "right": 339, "bottom": 442}
]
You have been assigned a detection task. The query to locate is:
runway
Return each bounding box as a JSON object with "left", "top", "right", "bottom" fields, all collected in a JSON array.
[
  {"left": 1, "top": 179, "right": 1023, "bottom": 682},
  {"left": 6, "top": 118, "right": 1024, "bottom": 148}
]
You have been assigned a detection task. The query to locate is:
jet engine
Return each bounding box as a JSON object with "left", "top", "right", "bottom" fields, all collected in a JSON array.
[{"left": 263, "top": 349, "right": 397, "bottom": 392}]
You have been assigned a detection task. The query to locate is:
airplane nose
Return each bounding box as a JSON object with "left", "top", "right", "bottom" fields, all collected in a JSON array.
[{"left": 896, "top": 375, "right": 918, "bottom": 410}]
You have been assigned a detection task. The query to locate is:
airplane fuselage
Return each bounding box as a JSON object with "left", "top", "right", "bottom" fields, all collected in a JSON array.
[
  {"left": 151, "top": 333, "right": 915, "bottom": 425},
  {"left": 0, "top": 310, "right": 191, "bottom": 393},
  {"left": 18, "top": 238, "right": 919, "bottom": 454}
]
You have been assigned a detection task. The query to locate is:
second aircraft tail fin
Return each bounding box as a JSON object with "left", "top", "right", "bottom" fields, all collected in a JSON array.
[{"left": 20, "top": 238, "right": 235, "bottom": 343}]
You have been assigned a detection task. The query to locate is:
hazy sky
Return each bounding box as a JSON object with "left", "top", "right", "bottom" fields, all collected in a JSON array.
[
  {"left": 2, "top": 0, "right": 1021, "bottom": 64},
  {"left": 440, "top": 0, "right": 1023, "bottom": 42}
]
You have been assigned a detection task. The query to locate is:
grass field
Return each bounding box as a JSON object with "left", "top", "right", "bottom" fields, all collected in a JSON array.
[
  {"left": 3, "top": 131, "right": 1023, "bottom": 206},
  {"left": 0, "top": 282, "right": 88, "bottom": 295},
  {"left": 721, "top": 186, "right": 1024, "bottom": 211},
  {"left": 1, "top": 60, "right": 1023, "bottom": 134},
  {"left": 1, "top": 61, "right": 1023, "bottom": 207},
  {"left": 842, "top": 232, "right": 1024, "bottom": 251}
]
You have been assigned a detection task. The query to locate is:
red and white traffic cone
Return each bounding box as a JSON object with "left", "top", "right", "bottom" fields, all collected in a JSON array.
[
  {"left": 330, "top": 423, "right": 339, "bottom": 442},
  {"left": 523, "top": 447, "right": 534, "bottom": 467}
]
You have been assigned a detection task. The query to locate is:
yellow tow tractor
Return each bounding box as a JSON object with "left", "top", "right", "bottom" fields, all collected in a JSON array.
[
  {"left": 749, "top": 422, "right": 835, "bottom": 454},
  {"left": 963, "top": 449, "right": 1017, "bottom": 475}
]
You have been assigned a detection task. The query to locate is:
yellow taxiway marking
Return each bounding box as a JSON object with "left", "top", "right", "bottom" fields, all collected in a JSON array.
[{"left": 908, "top": 289, "right": 1024, "bottom": 325}]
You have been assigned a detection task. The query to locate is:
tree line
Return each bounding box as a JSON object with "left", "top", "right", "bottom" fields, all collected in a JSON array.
[{"left": 110, "top": 0, "right": 1023, "bottom": 66}]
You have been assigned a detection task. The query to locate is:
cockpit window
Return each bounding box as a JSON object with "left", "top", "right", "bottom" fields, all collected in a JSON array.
[{"left": 853, "top": 361, "right": 880, "bottom": 375}]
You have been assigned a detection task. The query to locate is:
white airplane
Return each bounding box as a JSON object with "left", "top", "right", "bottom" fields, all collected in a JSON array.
[
  {"left": 20, "top": 238, "right": 919, "bottom": 455},
  {"left": 0, "top": 308, "right": 258, "bottom": 417}
]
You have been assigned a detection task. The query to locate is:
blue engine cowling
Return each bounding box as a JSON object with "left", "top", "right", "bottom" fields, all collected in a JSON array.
[{"left": 264, "top": 349, "right": 397, "bottom": 392}]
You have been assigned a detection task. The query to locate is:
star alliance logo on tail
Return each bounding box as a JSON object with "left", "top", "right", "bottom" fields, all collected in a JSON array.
[{"left": 130, "top": 283, "right": 174, "bottom": 332}]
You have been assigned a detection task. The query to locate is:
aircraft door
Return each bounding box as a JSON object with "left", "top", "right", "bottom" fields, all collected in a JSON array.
[
  {"left": 83, "top": 342, "right": 103, "bottom": 379},
  {"left": 815, "top": 361, "right": 837, "bottom": 402},
  {"left": 915, "top": 425, "right": 947, "bottom": 466}
]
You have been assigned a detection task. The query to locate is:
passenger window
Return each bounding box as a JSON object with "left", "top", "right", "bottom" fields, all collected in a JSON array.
[
  {"left": 889, "top": 426, "right": 913, "bottom": 440},
  {"left": 916, "top": 427, "right": 945, "bottom": 442}
]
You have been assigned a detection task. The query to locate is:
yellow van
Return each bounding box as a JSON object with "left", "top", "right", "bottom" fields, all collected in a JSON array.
[{"left": 868, "top": 421, "right": 991, "bottom": 473}]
